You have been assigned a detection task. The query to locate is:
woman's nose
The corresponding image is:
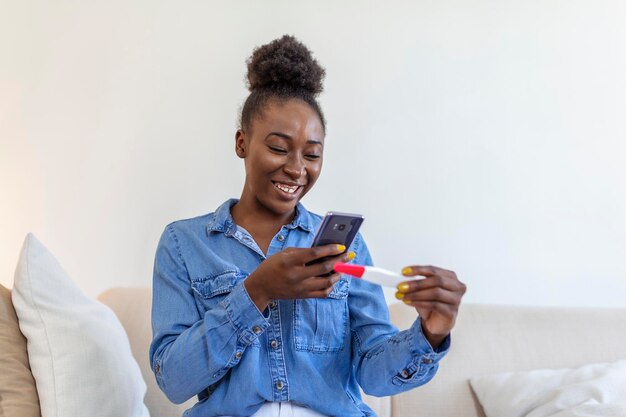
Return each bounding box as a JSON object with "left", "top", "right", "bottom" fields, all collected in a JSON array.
[{"left": 283, "top": 155, "right": 305, "bottom": 179}]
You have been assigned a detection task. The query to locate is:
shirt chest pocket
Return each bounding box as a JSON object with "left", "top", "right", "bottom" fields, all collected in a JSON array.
[
  {"left": 190, "top": 269, "right": 245, "bottom": 313},
  {"left": 293, "top": 278, "right": 350, "bottom": 353}
]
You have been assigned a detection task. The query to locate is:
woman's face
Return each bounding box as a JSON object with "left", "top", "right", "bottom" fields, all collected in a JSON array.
[{"left": 236, "top": 98, "right": 325, "bottom": 217}]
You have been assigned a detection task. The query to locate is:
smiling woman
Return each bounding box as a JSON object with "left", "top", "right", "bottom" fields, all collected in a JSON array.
[
  {"left": 231, "top": 35, "right": 327, "bottom": 251},
  {"left": 149, "top": 34, "right": 465, "bottom": 417},
  {"left": 232, "top": 98, "right": 325, "bottom": 252}
]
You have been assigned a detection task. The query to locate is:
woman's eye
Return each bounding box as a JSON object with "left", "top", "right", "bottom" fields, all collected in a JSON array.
[
  {"left": 269, "top": 146, "right": 287, "bottom": 154},
  {"left": 305, "top": 154, "right": 321, "bottom": 160}
]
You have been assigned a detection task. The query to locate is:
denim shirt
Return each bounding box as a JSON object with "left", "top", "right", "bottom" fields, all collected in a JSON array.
[{"left": 150, "top": 199, "right": 450, "bottom": 417}]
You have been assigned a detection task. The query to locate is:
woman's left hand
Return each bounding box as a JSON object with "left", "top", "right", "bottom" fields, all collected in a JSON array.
[{"left": 396, "top": 265, "right": 466, "bottom": 349}]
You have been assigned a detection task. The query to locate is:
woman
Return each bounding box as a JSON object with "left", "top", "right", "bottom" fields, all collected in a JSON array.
[{"left": 150, "top": 35, "right": 466, "bottom": 417}]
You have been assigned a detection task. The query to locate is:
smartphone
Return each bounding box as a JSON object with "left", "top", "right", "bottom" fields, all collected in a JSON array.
[
  {"left": 307, "top": 212, "right": 365, "bottom": 271},
  {"left": 311, "top": 212, "right": 365, "bottom": 248}
]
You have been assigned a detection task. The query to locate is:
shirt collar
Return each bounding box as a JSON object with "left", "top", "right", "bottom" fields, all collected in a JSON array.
[
  {"left": 207, "top": 198, "right": 314, "bottom": 235},
  {"left": 286, "top": 203, "right": 314, "bottom": 232}
]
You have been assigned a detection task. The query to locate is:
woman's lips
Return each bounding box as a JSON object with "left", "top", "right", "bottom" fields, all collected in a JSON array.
[{"left": 273, "top": 181, "right": 303, "bottom": 196}]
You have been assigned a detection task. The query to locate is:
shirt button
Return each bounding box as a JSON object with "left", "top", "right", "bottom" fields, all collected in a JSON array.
[
  {"left": 277, "top": 235, "right": 285, "bottom": 242},
  {"left": 270, "top": 340, "right": 279, "bottom": 349},
  {"left": 401, "top": 369, "right": 410, "bottom": 378},
  {"left": 423, "top": 358, "right": 433, "bottom": 364},
  {"left": 276, "top": 380, "right": 284, "bottom": 390},
  {"left": 252, "top": 326, "right": 262, "bottom": 335},
  {"left": 235, "top": 351, "right": 242, "bottom": 359},
  {"left": 269, "top": 300, "right": 277, "bottom": 309}
]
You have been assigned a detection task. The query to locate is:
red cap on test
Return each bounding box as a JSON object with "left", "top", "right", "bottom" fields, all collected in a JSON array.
[{"left": 333, "top": 262, "right": 366, "bottom": 278}]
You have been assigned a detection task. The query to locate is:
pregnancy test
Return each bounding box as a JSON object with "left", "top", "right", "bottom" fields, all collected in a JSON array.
[{"left": 333, "top": 262, "right": 408, "bottom": 288}]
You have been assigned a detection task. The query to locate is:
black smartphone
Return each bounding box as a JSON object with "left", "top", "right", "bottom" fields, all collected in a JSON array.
[{"left": 307, "top": 212, "right": 365, "bottom": 271}]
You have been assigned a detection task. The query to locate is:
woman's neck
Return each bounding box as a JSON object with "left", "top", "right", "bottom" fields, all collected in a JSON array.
[{"left": 230, "top": 198, "right": 296, "bottom": 254}]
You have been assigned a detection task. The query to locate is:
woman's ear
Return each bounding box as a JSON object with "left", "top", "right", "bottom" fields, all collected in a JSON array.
[{"left": 235, "top": 129, "right": 246, "bottom": 158}]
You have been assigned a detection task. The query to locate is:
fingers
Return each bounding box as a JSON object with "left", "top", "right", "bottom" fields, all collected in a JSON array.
[
  {"left": 396, "top": 286, "right": 463, "bottom": 306},
  {"left": 397, "top": 274, "right": 466, "bottom": 294},
  {"left": 302, "top": 274, "right": 342, "bottom": 298},
  {"left": 285, "top": 273, "right": 341, "bottom": 299},
  {"left": 401, "top": 265, "right": 455, "bottom": 278},
  {"left": 284, "top": 244, "right": 353, "bottom": 272},
  {"left": 303, "top": 250, "right": 352, "bottom": 277},
  {"left": 398, "top": 265, "right": 465, "bottom": 292},
  {"left": 395, "top": 265, "right": 466, "bottom": 307},
  {"left": 302, "top": 244, "right": 348, "bottom": 264},
  {"left": 262, "top": 246, "right": 352, "bottom": 300}
]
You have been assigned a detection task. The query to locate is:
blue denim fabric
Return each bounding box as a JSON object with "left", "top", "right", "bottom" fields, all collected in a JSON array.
[{"left": 150, "top": 199, "right": 450, "bottom": 417}]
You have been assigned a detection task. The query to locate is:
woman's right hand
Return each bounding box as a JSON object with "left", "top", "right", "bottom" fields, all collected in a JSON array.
[{"left": 244, "top": 244, "right": 351, "bottom": 311}]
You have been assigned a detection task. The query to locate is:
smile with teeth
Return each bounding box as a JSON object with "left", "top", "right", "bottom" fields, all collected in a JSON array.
[{"left": 273, "top": 182, "right": 301, "bottom": 194}]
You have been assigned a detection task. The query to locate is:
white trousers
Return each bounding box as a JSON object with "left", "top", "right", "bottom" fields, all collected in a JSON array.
[{"left": 241, "top": 402, "right": 328, "bottom": 417}]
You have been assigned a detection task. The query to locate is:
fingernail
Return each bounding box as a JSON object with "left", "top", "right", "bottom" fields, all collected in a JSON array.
[
  {"left": 347, "top": 251, "right": 356, "bottom": 260},
  {"left": 403, "top": 299, "right": 412, "bottom": 305},
  {"left": 395, "top": 291, "right": 404, "bottom": 300},
  {"left": 337, "top": 244, "right": 346, "bottom": 252},
  {"left": 402, "top": 267, "right": 412, "bottom": 276},
  {"left": 397, "top": 283, "right": 410, "bottom": 293}
]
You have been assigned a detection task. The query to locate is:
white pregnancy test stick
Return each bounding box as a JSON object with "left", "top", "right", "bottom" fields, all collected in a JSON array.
[{"left": 333, "top": 262, "right": 409, "bottom": 288}]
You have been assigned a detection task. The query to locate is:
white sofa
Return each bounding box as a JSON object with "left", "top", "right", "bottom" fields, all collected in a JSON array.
[{"left": 98, "top": 287, "right": 626, "bottom": 417}]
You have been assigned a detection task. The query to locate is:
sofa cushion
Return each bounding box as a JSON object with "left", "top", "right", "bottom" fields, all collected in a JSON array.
[
  {"left": 0, "top": 283, "right": 41, "bottom": 417},
  {"left": 98, "top": 287, "right": 195, "bottom": 417},
  {"left": 11, "top": 233, "right": 150, "bottom": 417},
  {"left": 469, "top": 359, "right": 626, "bottom": 417},
  {"left": 386, "top": 302, "right": 626, "bottom": 417}
]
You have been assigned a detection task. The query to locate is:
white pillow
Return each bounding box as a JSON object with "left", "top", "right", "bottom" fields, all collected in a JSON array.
[
  {"left": 11, "top": 233, "right": 149, "bottom": 417},
  {"left": 470, "top": 359, "right": 626, "bottom": 417}
]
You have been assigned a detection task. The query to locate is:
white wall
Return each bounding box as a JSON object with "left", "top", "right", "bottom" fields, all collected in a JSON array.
[{"left": 1, "top": 0, "right": 625, "bottom": 307}]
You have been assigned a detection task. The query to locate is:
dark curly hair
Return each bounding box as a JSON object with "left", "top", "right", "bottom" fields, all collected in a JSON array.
[{"left": 240, "top": 35, "right": 326, "bottom": 133}]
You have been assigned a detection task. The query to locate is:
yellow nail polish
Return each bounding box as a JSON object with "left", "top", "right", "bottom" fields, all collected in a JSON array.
[
  {"left": 347, "top": 251, "right": 356, "bottom": 260},
  {"left": 337, "top": 244, "right": 346, "bottom": 252},
  {"left": 395, "top": 292, "right": 404, "bottom": 300},
  {"left": 397, "top": 283, "right": 410, "bottom": 293},
  {"left": 402, "top": 267, "right": 413, "bottom": 276}
]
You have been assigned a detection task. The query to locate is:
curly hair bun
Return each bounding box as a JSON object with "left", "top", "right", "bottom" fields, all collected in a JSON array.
[{"left": 246, "top": 35, "right": 325, "bottom": 96}]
